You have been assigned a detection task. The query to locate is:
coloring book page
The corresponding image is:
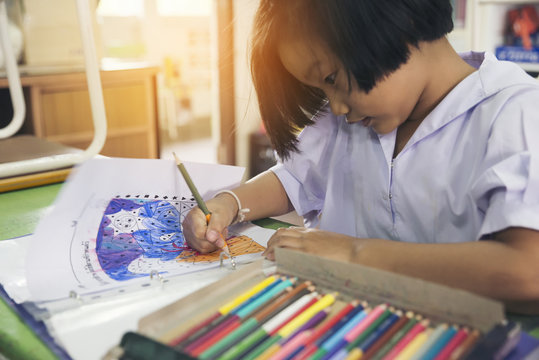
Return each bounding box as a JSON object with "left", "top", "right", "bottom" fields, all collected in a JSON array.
[{"left": 25, "top": 158, "right": 255, "bottom": 302}]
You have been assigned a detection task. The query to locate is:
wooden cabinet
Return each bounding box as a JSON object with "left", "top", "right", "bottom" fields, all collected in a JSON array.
[{"left": 0, "top": 66, "right": 159, "bottom": 159}]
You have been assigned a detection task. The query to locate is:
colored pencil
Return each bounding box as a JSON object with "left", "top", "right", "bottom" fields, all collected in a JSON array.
[
  {"left": 344, "top": 306, "right": 393, "bottom": 352},
  {"left": 354, "top": 310, "right": 402, "bottom": 354},
  {"left": 433, "top": 328, "right": 468, "bottom": 360},
  {"left": 242, "top": 293, "right": 337, "bottom": 360},
  {"left": 282, "top": 308, "right": 329, "bottom": 345},
  {"left": 269, "top": 330, "right": 313, "bottom": 360},
  {"left": 292, "top": 300, "right": 364, "bottom": 360},
  {"left": 448, "top": 329, "right": 480, "bottom": 360},
  {"left": 370, "top": 313, "right": 420, "bottom": 360},
  {"left": 361, "top": 311, "right": 410, "bottom": 360},
  {"left": 180, "top": 277, "right": 285, "bottom": 350},
  {"left": 314, "top": 302, "right": 367, "bottom": 347},
  {"left": 333, "top": 310, "right": 402, "bottom": 360},
  {"left": 394, "top": 328, "right": 432, "bottom": 360},
  {"left": 319, "top": 305, "right": 391, "bottom": 360},
  {"left": 310, "top": 307, "right": 371, "bottom": 360},
  {"left": 420, "top": 325, "right": 458, "bottom": 360},
  {"left": 382, "top": 319, "right": 430, "bottom": 360},
  {"left": 198, "top": 285, "right": 314, "bottom": 360},
  {"left": 270, "top": 296, "right": 320, "bottom": 335},
  {"left": 170, "top": 275, "right": 278, "bottom": 347},
  {"left": 308, "top": 306, "right": 373, "bottom": 360},
  {"left": 248, "top": 282, "right": 312, "bottom": 322},
  {"left": 218, "top": 292, "right": 320, "bottom": 360},
  {"left": 408, "top": 323, "right": 448, "bottom": 360},
  {"left": 186, "top": 278, "right": 295, "bottom": 355}
]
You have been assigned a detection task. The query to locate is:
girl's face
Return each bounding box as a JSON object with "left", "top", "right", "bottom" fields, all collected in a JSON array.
[{"left": 278, "top": 39, "right": 430, "bottom": 134}]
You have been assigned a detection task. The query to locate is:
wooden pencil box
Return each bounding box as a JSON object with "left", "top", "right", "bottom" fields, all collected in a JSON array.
[{"left": 136, "top": 247, "right": 505, "bottom": 347}]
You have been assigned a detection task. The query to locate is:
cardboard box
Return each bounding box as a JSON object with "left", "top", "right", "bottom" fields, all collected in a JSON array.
[{"left": 138, "top": 248, "right": 505, "bottom": 344}]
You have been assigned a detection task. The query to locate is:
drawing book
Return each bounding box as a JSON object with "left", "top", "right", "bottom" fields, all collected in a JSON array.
[{"left": 25, "top": 158, "right": 264, "bottom": 305}]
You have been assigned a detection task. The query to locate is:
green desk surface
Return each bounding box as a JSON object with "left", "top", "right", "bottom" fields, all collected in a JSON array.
[
  {"left": 0, "top": 183, "right": 63, "bottom": 240},
  {"left": 0, "top": 183, "right": 63, "bottom": 360}
]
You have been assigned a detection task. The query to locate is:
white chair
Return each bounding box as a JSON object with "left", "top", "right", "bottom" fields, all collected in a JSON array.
[{"left": 0, "top": 0, "right": 107, "bottom": 178}]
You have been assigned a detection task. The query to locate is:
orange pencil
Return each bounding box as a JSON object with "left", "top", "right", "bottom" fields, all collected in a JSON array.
[{"left": 448, "top": 329, "right": 480, "bottom": 360}]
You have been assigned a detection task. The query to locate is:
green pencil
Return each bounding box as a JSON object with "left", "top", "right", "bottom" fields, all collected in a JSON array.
[{"left": 371, "top": 313, "right": 419, "bottom": 360}]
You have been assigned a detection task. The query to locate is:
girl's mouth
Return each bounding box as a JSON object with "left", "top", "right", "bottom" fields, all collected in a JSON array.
[{"left": 360, "top": 117, "right": 373, "bottom": 127}]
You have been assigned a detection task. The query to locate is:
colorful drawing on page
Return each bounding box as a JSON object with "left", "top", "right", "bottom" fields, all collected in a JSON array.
[
  {"left": 176, "top": 235, "right": 266, "bottom": 264},
  {"left": 94, "top": 197, "right": 265, "bottom": 282}
]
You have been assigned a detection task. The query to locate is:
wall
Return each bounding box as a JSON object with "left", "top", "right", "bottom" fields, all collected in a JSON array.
[{"left": 233, "top": 0, "right": 261, "bottom": 170}]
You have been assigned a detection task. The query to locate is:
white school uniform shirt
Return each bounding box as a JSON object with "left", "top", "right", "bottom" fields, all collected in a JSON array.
[{"left": 271, "top": 52, "right": 539, "bottom": 243}]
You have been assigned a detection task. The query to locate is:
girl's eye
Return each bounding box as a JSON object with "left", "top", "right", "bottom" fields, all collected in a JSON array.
[{"left": 324, "top": 72, "right": 337, "bottom": 85}]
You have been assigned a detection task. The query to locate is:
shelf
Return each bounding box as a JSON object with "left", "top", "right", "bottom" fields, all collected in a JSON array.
[{"left": 516, "top": 62, "right": 539, "bottom": 72}]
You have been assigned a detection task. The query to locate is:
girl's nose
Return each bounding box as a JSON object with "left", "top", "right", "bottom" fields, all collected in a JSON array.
[{"left": 328, "top": 97, "right": 350, "bottom": 116}]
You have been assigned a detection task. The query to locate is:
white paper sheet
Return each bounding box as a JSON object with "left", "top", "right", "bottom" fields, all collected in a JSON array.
[
  {"left": 26, "top": 158, "right": 250, "bottom": 302},
  {"left": 1, "top": 223, "right": 276, "bottom": 360},
  {"left": 0, "top": 235, "right": 32, "bottom": 303}
]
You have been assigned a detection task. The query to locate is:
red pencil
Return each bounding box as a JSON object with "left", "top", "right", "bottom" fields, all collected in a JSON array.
[
  {"left": 449, "top": 329, "right": 480, "bottom": 360},
  {"left": 434, "top": 327, "right": 469, "bottom": 360},
  {"left": 184, "top": 315, "right": 240, "bottom": 354},
  {"left": 294, "top": 300, "right": 361, "bottom": 360},
  {"left": 168, "top": 312, "right": 221, "bottom": 347},
  {"left": 382, "top": 319, "right": 430, "bottom": 359},
  {"left": 191, "top": 317, "right": 243, "bottom": 356},
  {"left": 361, "top": 311, "right": 409, "bottom": 360}
]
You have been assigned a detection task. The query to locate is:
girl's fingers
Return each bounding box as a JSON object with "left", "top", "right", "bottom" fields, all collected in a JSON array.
[{"left": 263, "top": 227, "right": 307, "bottom": 260}]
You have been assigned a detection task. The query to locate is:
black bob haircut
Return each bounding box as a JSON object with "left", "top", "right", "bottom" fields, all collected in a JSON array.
[{"left": 250, "top": 0, "right": 454, "bottom": 160}]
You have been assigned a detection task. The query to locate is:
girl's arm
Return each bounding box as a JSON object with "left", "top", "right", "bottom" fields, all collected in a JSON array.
[
  {"left": 182, "top": 170, "right": 292, "bottom": 253},
  {"left": 263, "top": 227, "right": 539, "bottom": 314}
]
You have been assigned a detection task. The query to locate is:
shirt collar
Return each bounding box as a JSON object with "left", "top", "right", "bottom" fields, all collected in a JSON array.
[{"left": 400, "top": 52, "right": 534, "bottom": 153}]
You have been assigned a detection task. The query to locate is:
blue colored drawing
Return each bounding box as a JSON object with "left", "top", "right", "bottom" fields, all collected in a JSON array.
[{"left": 95, "top": 197, "right": 196, "bottom": 281}]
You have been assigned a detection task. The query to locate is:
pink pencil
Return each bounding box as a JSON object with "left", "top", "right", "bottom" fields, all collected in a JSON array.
[
  {"left": 434, "top": 328, "right": 469, "bottom": 360},
  {"left": 382, "top": 319, "right": 430, "bottom": 360},
  {"left": 344, "top": 304, "right": 388, "bottom": 342},
  {"left": 269, "top": 330, "right": 312, "bottom": 360}
]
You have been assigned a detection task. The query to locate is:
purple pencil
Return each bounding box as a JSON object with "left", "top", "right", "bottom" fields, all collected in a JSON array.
[{"left": 281, "top": 308, "right": 330, "bottom": 345}]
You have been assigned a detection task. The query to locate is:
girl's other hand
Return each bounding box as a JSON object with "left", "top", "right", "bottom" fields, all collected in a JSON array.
[
  {"left": 262, "top": 227, "right": 371, "bottom": 262},
  {"left": 181, "top": 195, "right": 238, "bottom": 253}
]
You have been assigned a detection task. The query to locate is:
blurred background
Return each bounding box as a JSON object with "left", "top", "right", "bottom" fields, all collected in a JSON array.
[{"left": 0, "top": 0, "right": 537, "bottom": 179}]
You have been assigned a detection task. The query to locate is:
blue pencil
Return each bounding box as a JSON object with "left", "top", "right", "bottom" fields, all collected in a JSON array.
[
  {"left": 230, "top": 277, "right": 284, "bottom": 315},
  {"left": 315, "top": 302, "right": 366, "bottom": 346},
  {"left": 331, "top": 311, "right": 401, "bottom": 360},
  {"left": 421, "top": 325, "right": 458, "bottom": 360},
  {"left": 311, "top": 307, "right": 371, "bottom": 360},
  {"left": 355, "top": 311, "right": 401, "bottom": 352}
]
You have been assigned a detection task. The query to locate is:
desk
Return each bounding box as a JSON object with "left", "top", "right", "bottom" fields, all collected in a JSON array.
[
  {"left": 1, "top": 184, "right": 539, "bottom": 360},
  {"left": 0, "top": 183, "right": 293, "bottom": 360},
  {"left": 0, "top": 184, "right": 63, "bottom": 360}
]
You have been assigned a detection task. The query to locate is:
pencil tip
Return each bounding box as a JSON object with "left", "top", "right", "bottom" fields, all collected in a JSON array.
[{"left": 172, "top": 152, "right": 181, "bottom": 164}]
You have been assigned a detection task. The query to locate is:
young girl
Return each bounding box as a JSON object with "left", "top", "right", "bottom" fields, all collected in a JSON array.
[{"left": 182, "top": 0, "right": 539, "bottom": 314}]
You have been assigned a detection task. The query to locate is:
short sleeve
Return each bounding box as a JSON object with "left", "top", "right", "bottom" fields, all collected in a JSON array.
[
  {"left": 270, "top": 108, "right": 341, "bottom": 225},
  {"left": 472, "top": 88, "right": 539, "bottom": 237}
]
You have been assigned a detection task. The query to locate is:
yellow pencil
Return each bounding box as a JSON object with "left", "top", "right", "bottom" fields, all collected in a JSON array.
[
  {"left": 394, "top": 328, "right": 432, "bottom": 360},
  {"left": 173, "top": 152, "right": 235, "bottom": 266}
]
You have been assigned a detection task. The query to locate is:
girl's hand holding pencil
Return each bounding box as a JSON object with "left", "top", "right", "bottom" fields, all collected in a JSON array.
[
  {"left": 182, "top": 195, "right": 238, "bottom": 254},
  {"left": 174, "top": 152, "right": 237, "bottom": 263}
]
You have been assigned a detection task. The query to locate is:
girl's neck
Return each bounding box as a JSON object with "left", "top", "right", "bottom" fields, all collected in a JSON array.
[
  {"left": 393, "top": 38, "right": 476, "bottom": 158},
  {"left": 408, "top": 38, "right": 476, "bottom": 123}
]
